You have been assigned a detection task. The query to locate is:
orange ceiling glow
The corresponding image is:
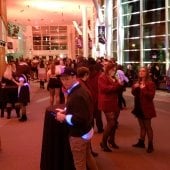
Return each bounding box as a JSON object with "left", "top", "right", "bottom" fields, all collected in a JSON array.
[{"left": 6, "top": 0, "right": 94, "bottom": 26}]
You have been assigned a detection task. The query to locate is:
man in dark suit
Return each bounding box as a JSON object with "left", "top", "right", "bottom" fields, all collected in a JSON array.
[{"left": 55, "top": 67, "right": 98, "bottom": 170}]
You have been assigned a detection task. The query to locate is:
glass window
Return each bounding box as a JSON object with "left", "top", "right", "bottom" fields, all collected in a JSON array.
[
  {"left": 51, "top": 46, "right": 59, "bottom": 50},
  {"left": 113, "top": 18, "right": 117, "bottom": 28},
  {"left": 123, "top": 51, "right": 140, "bottom": 62},
  {"left": 43, "top": 36, "right": 50, "bottom": 41},
  {"left": 143, "top": 0, "right": 165, "bottom": 10},
  {"left": 41, "top": 26, "right": 49, "bottom": 34},
  {"left": 143, "top": 9, "right": 165, "bottom": 23},
  {"left": 32, "top": 26, "right": 40, "bottom": 31},
  {"left": 32, "top": 26, "right": 41, "bottom": 34},
  {"left": 123, "top": 38, "right": 140, "bottom": 50},
  {"left": 58, "top": 26, "right": 67, "bottom": 33},
  {"left": 123, "top": 13, "right": 140, "bottom": 26},
  {"left": 32, "top": 25, "right": 67, "bottom": 51},
  {"left": 113, "top": 30, "right": 117, "bottom": 40},
  {"left": 50, "top": 26, "right": 58, "bottom": 31},
  {"left": 113, "top": 41, "right": 117, "bottom": 51},
  {"left": 51, "top": 36, "right": 58, "bottom": 41},
  {"left": 168, "top": 9, "right": 170, "bottom": 21},
  {"left": 143, "top": 37, "right": 165, "bottom": 49},
  {"left": 122, "top": 1, "right": 140, "bottom": 15},
  {"left": 42, "top": 46, "right": 50, "bottom": 50},
  {"left": 126, "top": 25, "right": 140, "bottom": 38},
  {"left": 33, "top": 36, "right": 41, "bottom": 41},
  {"left": 58, "top": 36, "right": 67, "bottom": 40},
  {"left": 143, "top": 23, "right": 165, "bottom": 36},
  {"left": 123, "top": 14, "right": 140, "bottom": 26},
  {"left": 33, "top": 40, "right": 41, "bottom": 45},
  {"left": 168, "top": 36, "right": 170, "bottom": 48},
  {"left": 122, "top": 26, "right": 140, "bottom": 39},
  {"left": 113, "top": 52, "right": 117, "bottom": 59},
  {"left": 33, "top": 46, "right": 41, "bottom": 50},
  {"left": 143, "top": 50, "right": 165, "bottom": 62},
  {"left": 61, "top": 45, "right": 67, "bottom": 50},
  {"left": 41, "top": 26, "right": 49, "bottom": 31},
  {"left": 43, "top": 41, "right": 50, "bottom": 45}
]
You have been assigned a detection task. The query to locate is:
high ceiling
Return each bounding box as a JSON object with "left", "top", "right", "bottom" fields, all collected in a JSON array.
[{"left": 6, "top": 0, "right": 94, "bottom": 26}]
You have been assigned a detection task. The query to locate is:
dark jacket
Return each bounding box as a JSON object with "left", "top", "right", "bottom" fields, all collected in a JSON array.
[
  {"left": 66, "top": 84, "right": 93, "bottom": 137},
  {"left": 18, "top": 84, "right": 30, "bottom": 106}
]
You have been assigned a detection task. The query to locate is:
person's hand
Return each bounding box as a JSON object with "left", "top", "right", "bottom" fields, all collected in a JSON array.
[
  {"left": 140, "top": 82, "right": 145, "bottom": 89},
  {"left": 134, "top": 82, "right": 140, "bottom": 88},
  {"left": 55, "top": 112, "right": 66, "bottom": 123},
  {"left": 55, "top": 108, "right": 65, "bottom": 113}
]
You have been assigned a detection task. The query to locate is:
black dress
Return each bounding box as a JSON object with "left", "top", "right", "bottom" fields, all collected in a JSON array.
[
  {"left": 40, "top": 105, "right": 75, "bottom": 170},
  {"left": 131, "top": 87, "right": 144, "bottom": 118}
]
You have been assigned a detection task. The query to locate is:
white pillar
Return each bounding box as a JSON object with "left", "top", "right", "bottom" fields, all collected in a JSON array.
[
  {"left": 105, "top": 0, "right": 113, "bottom": 59},
  {"left": 82, "top": 6, "right": 88, "bottom": 58},
  {"left": 117, "top": 0, "right": 123, "bottom": 64}
]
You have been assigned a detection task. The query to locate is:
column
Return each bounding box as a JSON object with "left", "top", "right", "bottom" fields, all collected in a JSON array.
[
  {"left": 82, "top": 6, "right": 88, "bottom": 58},
  {"left": 105, "top": 0, "right": 113, "bottom": 58},
  {"left": 0, "top": 0, "right": 7, "bottom": 77}
]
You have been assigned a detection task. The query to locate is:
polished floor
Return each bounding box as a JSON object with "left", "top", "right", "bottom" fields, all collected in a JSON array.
[{"left": 0, "top": 81, "right": 170, "bottom": 170}]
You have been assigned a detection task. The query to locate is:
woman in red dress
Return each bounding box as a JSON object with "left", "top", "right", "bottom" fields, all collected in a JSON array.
[
  {"left": 98, "top": 63, "right": 122, "bottom": 152},
  {"left": 131, "top": 66, "right": 156, "bottom": 153}
]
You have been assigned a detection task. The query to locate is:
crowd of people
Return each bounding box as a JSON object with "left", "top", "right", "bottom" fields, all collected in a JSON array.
[{"left": 2, "top": 55, "right": 169, "bottom": 168}]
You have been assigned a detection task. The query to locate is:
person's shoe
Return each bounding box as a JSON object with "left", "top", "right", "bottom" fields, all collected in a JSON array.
[
  {"left": 7, "top": 112, "right": 11, "bottom": 119},
  {"left": 108, "top": 141, "right": 119, "bottom": 149},
  {"left": 98, "top": 129, "right": 104, "bottom": 133},
  {"left": 132, "top": 139, "right": 145, "bottom": 148},
  {"left": 147, "top": 142, "right": 154, "bottom": 153},
  {"left": 91, "top": 150, "right": 98, "bottom": 157},
  {"left": 16, "top": 112, "right": 20, "bottom": 118},
  {"left": 100, "top": 142, "right": 112, "bottom": 152},
  {"left": 19, "top": 114, "right": 27, "bottom": 122},
  {"left": 1, "top": 113, "right": 4, "bottom": 118},
  {"left": 7, "top": 115, "right": 11, "bottom": 119}
]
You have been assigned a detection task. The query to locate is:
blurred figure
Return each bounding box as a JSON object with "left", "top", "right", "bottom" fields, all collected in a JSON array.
[
  {"left": 0, "top": 136, "right": 1, "bottom": 151},
  {"left": 77, "top": 66, "right": 99, "bottom": 157},
  {"left": 16, "top": 58, "right": 31, "bottom": 81},
  {"left": 116, "top": 64, "right": 129, "bottom": 110},
  {"left": 38, "top": 59, "right": 46, "bottom": 89},
  {"left": 131, "top": 67, "right": 156, "bottom": 153},
  {"left": 125, "top": 64, "right": 136, "bottom": 87},
  {"left": 98, "top": 63, "right": 122, "bottom": 152},
  {"left": 150, "top": 63, "right": 161, "bottom": 89},
  {"left": 87, "top": 58, "right": 104, "bottom": 133},
  {"left": 47, "top": 63, "right": 62, "bottom": 106},
  {"left": 12, "top": 74, "right": 30, "bottom": 122},
  {"left": 166, "top": 65, "right": 170, "bottom": 93},
  {"left": 1, "top": 62, "right": 19, "bottom": 119}
]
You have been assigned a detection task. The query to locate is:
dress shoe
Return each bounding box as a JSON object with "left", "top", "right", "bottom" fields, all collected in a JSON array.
[
  {"left": 147, "top": 142, "right": 154, "bottom": 153},
  {"left": 91, "top": 150, "right": 98, "bottom": 157},
  {"left": 98, "top": 129, "right": 104, "bottom": 133},
  {"left": 100, "top": 142, "right": 112, "bottom": 152},
  {"left": 108, "top": 141, "right": 119, "bottom": 149},
  {"left": 132, "top": 139, "right": 145, "bottom": 148}
]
